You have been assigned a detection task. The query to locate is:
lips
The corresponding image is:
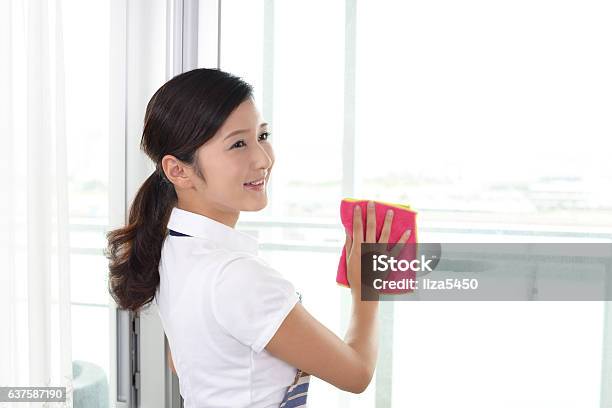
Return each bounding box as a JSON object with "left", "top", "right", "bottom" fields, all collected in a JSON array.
[
  {"left": 244, "top": 178, "right": 265, "bottom": 186},
  {"left": 244, "top": 174, "right": 268, "bottom": 186}
]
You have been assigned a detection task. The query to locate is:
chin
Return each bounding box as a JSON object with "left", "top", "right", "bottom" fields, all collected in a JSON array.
[{"left": 243, "top": 197, "right": 268, "bottom": 212}]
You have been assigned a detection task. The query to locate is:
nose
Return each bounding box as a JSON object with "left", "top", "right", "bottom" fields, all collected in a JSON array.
[{"left": 252, "top": 139, "right": 273, "bottom": 171}]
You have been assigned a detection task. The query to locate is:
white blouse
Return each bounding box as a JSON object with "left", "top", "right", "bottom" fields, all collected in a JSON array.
[{"left": 155, "top": 207, "right": 300, "bottom": 408}]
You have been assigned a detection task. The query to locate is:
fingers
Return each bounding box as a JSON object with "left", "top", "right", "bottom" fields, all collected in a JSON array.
[
  {"left": 397, "top": 228, "right": 412, "bottom": 245},
  {"left": 344, "top": 230, "right": 353, "bottom": 270},
  {"left": 366, "top": 201, "right": 376, "bottom": 243},
  {"left": 390, "top": 228, "right": 412, "bottom": 258},
  {"left": 344, "top": 230, "right": 353, "bottom": 257},
  {"left": 378, "top": 209, "right": 393, "bottom": 243},
  {"left": 352, "top": 204, "right": 363, "bottom": 246}
]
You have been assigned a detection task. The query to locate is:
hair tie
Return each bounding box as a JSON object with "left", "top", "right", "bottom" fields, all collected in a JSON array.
[{"left": 155, "top": 165, "right": 171, "bottom": 185}]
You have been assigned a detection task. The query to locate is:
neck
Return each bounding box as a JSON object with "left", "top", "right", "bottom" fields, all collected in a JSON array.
[{"left": 176, "top": 199, "right": 239, "bottom": 228}]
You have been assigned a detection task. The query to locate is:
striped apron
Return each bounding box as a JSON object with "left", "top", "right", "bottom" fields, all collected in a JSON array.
[{"left": 168, "top": 230, "right": 310, "bottom": 406}]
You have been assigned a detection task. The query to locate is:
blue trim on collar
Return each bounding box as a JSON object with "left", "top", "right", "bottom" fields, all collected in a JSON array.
[{"left": 168, "top": 229, "right": 191, "bottom": 237}]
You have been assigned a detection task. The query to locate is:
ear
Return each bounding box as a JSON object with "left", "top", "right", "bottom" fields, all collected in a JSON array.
[{"left": 161, "top": 155, "right": 193, "bottom": 189}]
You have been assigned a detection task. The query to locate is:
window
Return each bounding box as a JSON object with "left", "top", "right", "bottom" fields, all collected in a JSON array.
[
  {"left": 207, "top": 1, "right": 612, "bottom": 406},
  {"left": 64, "top": 0, "right": 112, "bottom": 398}
]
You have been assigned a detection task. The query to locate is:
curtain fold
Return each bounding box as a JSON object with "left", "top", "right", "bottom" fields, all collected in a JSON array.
[{"left": 0, "top": 0, "right": 73, "bottom": 404}]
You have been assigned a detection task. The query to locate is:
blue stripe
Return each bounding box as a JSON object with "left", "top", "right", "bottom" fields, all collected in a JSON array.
[
  {"left": 284, "top": 395, "right": 308, "bottom": 408},
  {"left": 280, "top": 382, "right": 310, "bottom": 405},
  {"left": 285, "top": 383, "right": 309, "bottom": 397},
  {"left": 168, "top": 229, "right": 191, "bottom": 237}
]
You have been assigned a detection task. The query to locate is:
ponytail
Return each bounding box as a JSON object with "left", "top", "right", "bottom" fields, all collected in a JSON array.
[{"left": 106, "top": 169, "right": 177, "bottom": 312}]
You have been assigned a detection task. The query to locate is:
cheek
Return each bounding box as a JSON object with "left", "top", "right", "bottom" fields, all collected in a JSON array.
[
  {"left": 197, "top": 154, "right": 241, "bottom": 190},
  {"left": 213, "top": 160, "right": 245, "bottom": 188}
]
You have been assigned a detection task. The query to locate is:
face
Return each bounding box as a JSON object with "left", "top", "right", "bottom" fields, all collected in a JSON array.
[{"left": 190, "top": 97, "right": 274, "bottom": 217}]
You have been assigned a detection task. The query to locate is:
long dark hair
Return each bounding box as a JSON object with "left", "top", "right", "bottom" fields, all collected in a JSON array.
[{"left": 105, "top": 68, "right": 254, "bottom": 312}]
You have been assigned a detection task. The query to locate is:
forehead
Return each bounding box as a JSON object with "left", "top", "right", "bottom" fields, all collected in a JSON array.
[{"left": 218, "top": 98, "right": 264, "bottom": 132}]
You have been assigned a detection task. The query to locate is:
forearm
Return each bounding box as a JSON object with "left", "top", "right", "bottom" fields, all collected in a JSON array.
[{"left": 343, "top": 289, "right": 380, "bottom": 387}]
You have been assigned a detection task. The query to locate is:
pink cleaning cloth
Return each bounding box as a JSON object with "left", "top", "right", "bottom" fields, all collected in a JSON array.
[{"left": 337, "top": 198, "right": 418, "bottom": 294}]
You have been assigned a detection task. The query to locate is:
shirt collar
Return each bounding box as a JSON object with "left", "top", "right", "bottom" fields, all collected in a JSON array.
[{"left": 167, "top": 207, "right": 259, "bottom": 255}]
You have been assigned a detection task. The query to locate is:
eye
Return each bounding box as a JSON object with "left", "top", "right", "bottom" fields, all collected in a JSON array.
[
  {"left": 231, "top": 140, "right": 246, "bottom": 149},
  {"left": 230, "top": 132, "right": 270, "bottom": 150}
]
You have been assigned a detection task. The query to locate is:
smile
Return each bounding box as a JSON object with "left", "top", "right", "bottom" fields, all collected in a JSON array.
[
  {"left": 244, "top": 178, "right": 265, "bottom": 186},
  {"left": 244, "top": 178, "right": 265, "bottom": 191}
]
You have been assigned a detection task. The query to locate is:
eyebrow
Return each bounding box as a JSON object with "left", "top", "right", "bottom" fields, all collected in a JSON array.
[{"left": 224, "top": 123, "right": 269, "bottom": 140}]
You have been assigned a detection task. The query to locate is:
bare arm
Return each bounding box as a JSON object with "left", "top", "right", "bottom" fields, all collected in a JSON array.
[
  {"left": 266, "top": 202, "right": 411, "bottom": 393},
  {"left": 342, "top": 288, "right": 380, "bottom": 390}
]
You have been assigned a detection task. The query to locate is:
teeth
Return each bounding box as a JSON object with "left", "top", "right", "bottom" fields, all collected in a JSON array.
[{"left": 246, "top": 179, "right": 264, "bottom": 186}]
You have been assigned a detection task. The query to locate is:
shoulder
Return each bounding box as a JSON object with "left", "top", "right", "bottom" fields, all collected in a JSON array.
[
  {"left": 165, "top": 236, "right": 251, "bottom": 272},
  {"left": 210, "top": 254, "right": 300, "bottom": 352},
  {"left": 215, "top": 254, "right": 292, "bottom": 289}
]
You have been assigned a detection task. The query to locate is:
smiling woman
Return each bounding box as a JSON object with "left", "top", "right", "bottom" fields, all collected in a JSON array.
[{"left": 104, "top": 68, "right": 394, "bottom": 407}]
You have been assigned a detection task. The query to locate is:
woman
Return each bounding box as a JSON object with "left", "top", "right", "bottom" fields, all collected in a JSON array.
[{"left": 106, "top": 68, "right": 410, "bottom": 407}]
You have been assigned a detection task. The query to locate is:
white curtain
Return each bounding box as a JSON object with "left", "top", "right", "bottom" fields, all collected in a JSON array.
[{"left": 0, "top": 0, "right": 74, "bottom": 405}]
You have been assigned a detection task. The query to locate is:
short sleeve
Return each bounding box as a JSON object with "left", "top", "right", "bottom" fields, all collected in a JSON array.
[{"left": 211, "top": 256, "right": 300, "bottom": 353}]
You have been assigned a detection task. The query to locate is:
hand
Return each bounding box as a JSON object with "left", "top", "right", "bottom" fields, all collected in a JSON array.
[{"left": 344, "top": 201, "right": 411, "bottom": 297}]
